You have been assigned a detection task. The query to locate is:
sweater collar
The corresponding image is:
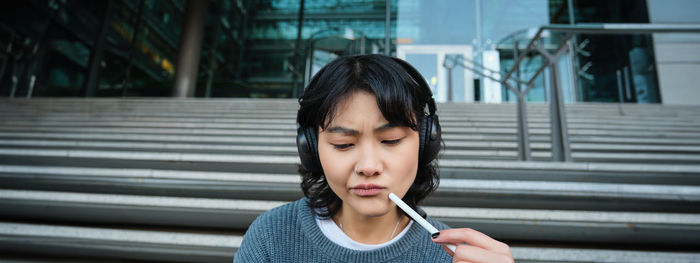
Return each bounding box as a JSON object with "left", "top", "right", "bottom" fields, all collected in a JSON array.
[{"left": 297, "top": 198, "right": 431, "bottom": 262}]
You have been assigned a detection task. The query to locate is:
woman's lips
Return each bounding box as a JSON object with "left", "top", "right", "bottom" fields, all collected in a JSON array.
[{"left": 350, "top": 184, "right": 386, "bottom": 196}]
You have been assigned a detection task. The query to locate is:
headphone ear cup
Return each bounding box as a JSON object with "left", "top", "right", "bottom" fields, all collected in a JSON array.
[
  {"left": 296, "top": 125, "right": 321, "bottom": 172},
  {"left": 419, "top": 115, "right": 441, "bottom": 164},
  {"left": 419, "top": 116, "right": 430, "bottom": 162}
]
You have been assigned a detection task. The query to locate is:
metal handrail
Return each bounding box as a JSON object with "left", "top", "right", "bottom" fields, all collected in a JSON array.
[{"left": 499, "top": 23, "right": 700, "bottom": 162}]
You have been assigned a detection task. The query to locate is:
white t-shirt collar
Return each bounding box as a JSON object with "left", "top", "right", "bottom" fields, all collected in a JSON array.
[{"left": 315, "top": 215, "right": 413, "bottom": 251}]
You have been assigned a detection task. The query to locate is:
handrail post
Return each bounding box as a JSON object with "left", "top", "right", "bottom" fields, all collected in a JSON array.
[
  {"left": 516, "top": 88, "right": 531, "bottom": 161},
  {"left": 547, "top": 53, "right": 572, "bottom": 162},
  {"left": 512, "top": 39, "right": 530, "bottom": 161}
]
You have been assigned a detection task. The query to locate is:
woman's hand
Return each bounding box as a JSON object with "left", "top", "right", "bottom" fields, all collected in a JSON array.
[{"left": 431, "top": 228, "right": 513, "bottom": 263}]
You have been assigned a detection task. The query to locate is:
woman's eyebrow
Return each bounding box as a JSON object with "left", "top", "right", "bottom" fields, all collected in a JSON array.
[
  {"left": 325, "top": 123, "right": 396, "bottom": 135},
  {"left": 374, "top": 123, "right": 396, "bottom": 132},
  {"left": 326, "top": 126, "right": 357, "bottom": 135}
]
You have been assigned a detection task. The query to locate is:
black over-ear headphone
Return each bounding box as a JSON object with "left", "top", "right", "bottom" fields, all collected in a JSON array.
[{"left": 296, "top": 97, "right": 441, "bottom": 173}]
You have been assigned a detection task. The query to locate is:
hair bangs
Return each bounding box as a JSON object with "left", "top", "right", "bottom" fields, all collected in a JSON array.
[{"left": 360, "top": 57, "right": 422, "bottom": 131}]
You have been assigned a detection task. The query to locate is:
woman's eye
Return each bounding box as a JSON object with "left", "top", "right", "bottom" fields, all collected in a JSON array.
[
  {"left": 333, "top": 143, "right": 353, "bottom": 149},
  {"left": 382, "top": 139, "right": 402, "bottom": 145}
]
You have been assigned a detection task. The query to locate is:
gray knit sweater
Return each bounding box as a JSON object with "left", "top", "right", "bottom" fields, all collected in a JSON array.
[{"left": 234, "top": 198, "right": 452, "bottom": 262}]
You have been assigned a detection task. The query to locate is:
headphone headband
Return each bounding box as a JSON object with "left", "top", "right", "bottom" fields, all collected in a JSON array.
[{"left": 427, "top": 97, "right": 437, "bottom": 116}]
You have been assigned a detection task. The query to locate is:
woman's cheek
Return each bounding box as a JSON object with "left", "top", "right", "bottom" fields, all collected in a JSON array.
[
  {"left": 396, "top": 138, "right": 419, "bottom": 189},
  {"left": 320, "top": 149, "right": 350, "bottom": 194}
]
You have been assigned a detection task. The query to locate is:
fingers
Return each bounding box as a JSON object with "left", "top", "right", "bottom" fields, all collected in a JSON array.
[
  {"left": 432, "top": 228, "right": 511, "bottom": 255},
  {"left": 450, "top": 244, "right": 513, "bottom": 263},
  {"left": 432, "top": 228, "right": 513, "bottom": 263},
  {"left": 440, "top": 244, "right": 454, "bottom": 256}
]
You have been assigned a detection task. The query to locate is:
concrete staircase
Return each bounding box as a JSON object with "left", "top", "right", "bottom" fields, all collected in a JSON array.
[{"left": 1, "top": 98, "right": 699, "bottom": 262}]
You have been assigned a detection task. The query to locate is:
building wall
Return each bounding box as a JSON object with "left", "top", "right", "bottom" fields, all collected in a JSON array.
[
  {"left": 648, "top": 0, "right": 700, "bottom": 105},
  {"left": 654, "top": 43, "right": 700, "bottom": 105}
]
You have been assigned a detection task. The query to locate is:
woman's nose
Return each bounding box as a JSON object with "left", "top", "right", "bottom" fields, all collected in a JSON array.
[{"left": 355, "top": 143, "right": 383, "bottom": 176}]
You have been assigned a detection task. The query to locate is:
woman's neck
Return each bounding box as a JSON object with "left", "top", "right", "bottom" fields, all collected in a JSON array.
[{"left": 333, "top": 204, "right": 409, "bottom": 245}]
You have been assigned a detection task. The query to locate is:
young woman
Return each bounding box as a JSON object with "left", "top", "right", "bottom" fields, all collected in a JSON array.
[{"left": 235, "top": 54, "right": 513, "bottom": 262}]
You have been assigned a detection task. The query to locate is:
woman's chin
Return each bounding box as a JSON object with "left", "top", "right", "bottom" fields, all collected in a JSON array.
[
  {"left": 358, "top": 209, "right": 389, "bottom": 217},
  {"left": 346, "top": 198, "right": 392, "bottom": 217}
]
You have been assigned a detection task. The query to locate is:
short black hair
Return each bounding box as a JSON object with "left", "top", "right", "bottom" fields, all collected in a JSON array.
[{"left": 297, "top": 54, "right": 441, "bottom": 218}]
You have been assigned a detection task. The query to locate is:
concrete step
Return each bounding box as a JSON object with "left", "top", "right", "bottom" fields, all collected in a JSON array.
[
  {"left": 1, "top": 127, "right": 697, "bottom": 144},
  {"left": 2, "top": 126, "right": 699, "bottom": 148},
  {"left": 1, "top": 190, "right": 699, "bottom": 246},
  {"left": 0, "top": 190, "right": 282, "bottom": 229},
  {"left": 1, "top": 221, "right": 698, "bottom": 263},
  {"left": 8, "top": 139, "right": 700, "bottom": 158},
  {"left": 5, "top": 123, "right": 699, "bottom": 139},
  {"left": 2, "top": 147, "right": 700, "bottom": 183},
  {"left": 1, "top": 109, "right": 698, "bottom": 121},
  {"left": 3, "top": 115, "right": 700, "bottom": 130},
  {"left": 437, "top": 160, "right": 700, "bottom": 185},
  {"left": 3, "top": 100, "right": 700, "bottom": 121},
  {"left": 0, "top": 222, "right": 241, "bottom": 262},
  {"left": 1, "top": 165, "right": 698, "bottom": 212},
  {"left": 0, "top": 131, "right": 297, "bottom": 145},
  {"left": 2, "top": 141, "right": 700, "bottom": 165},
  {"left": 6, "top": 112, "right": 698, "bottom": 128}
]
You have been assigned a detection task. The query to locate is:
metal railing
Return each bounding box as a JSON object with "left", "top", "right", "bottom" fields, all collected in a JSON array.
[{"left": 469, "top": 23, "right": 700, "bottom": 162}]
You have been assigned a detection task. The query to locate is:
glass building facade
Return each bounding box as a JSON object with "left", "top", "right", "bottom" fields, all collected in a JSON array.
[
  {"left": 550, "top": 0, "right": 659, "bottom": 103},
  {"left": 0, "top": 0, "right": 396, "bottom": 98},
  {"left": 0, "top": 0, "right": 698, "bottom": 103}
]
